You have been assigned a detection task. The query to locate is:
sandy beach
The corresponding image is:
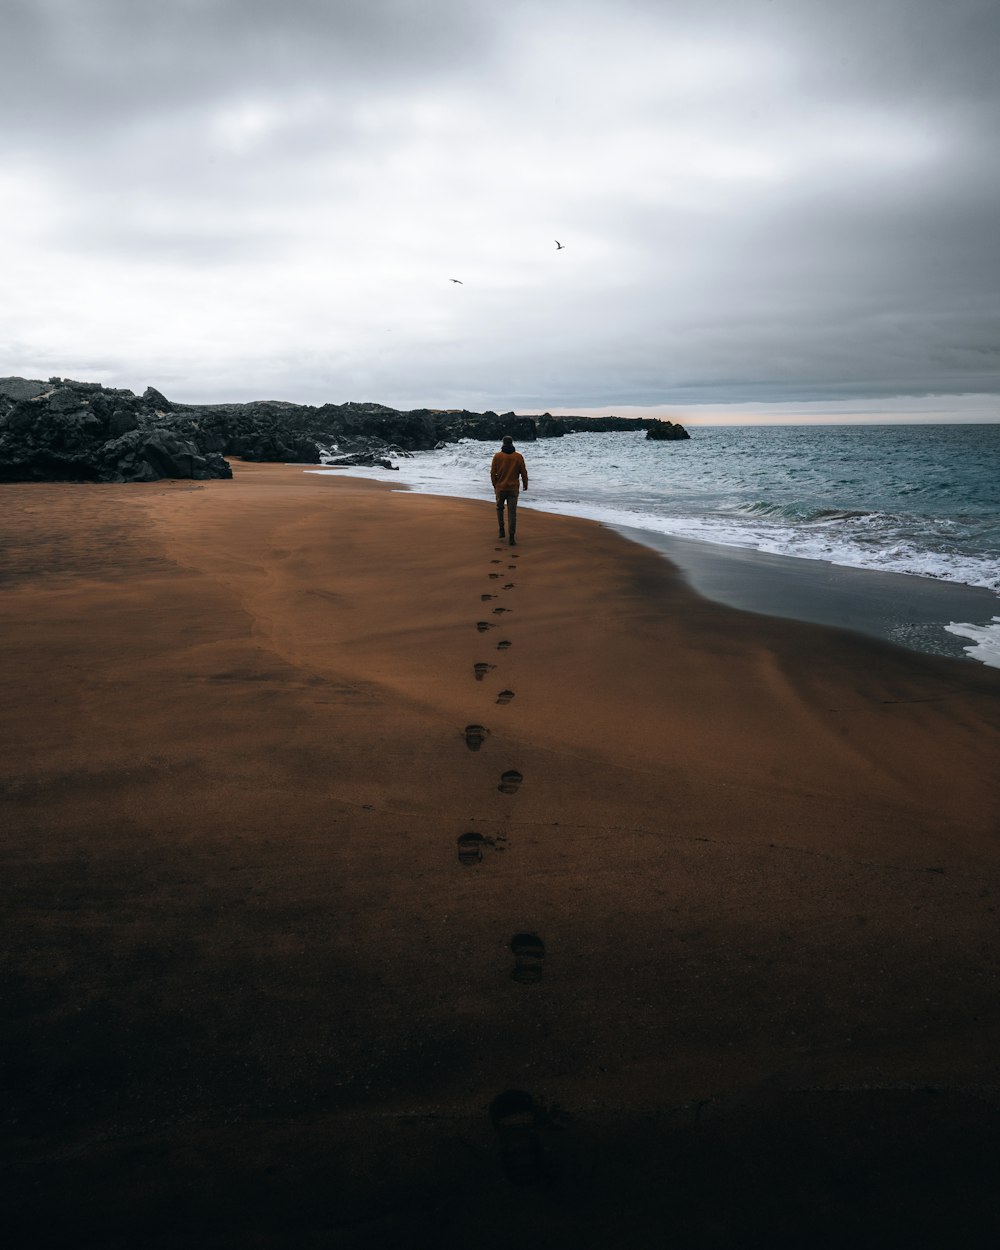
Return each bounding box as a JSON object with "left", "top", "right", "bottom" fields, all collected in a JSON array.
[{"left": 3, "top": 461, "right": 1000, "bottom": 1248}]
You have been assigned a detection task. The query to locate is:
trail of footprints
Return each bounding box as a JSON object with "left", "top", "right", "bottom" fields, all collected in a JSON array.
[{"left": 462, "top": 539, "right": 555, "bottom": 1184}]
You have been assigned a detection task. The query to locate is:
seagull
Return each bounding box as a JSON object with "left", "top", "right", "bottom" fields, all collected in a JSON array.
[
  {"left": 449, "top": 278, "right": 463, "bottom": 283},
  {"left": 555, "top": 240, "right": 565, "bottom": 250}
]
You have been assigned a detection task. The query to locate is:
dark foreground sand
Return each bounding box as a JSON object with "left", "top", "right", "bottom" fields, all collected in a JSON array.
[{"left": 3, "top": 462, "right": 999, "bottom": 1248}]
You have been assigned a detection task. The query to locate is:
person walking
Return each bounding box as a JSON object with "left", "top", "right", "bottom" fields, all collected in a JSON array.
[{"left": 490, "top": 435, "right": 528, "bottom": 545}]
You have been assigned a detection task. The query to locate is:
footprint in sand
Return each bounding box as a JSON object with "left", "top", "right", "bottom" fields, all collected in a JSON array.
[
  {"left": 499, "top": 769, "right": 523, "bottom": 794},
  {"left": 465, "top": 724, "right": 489, "bottom": 751},
  {"left": 477, "top": 621, "right": 496, "bottom": 633},
  {"left": 457, "top": 831, "right": 508, "bottom": 864},
  {"left": 489, "top": 1090, "right": 547, "bottom": 1185},
  {"left": 474, "top": 662, "right": 495, "bottom": 681},
  {"left": 503, "top": 583, "right": 515, "bottom": 590},
  {"left": 490, "top": 559, "right": 503, "bottom": 565},
  {"left": 496, "top": 689, "right": 515, "bottom": 705},
  {"left": 488, "top": 573, "right": 501, "bottom": 580},
  {"left": 510, "top": 933, "right": 546, "bottom": 984},
  {"left": 482, "top": 593, "right": 497, "bottom": 602},
  {"left": 492, "top": 606, "right": 511, "bottom": 615},
  {"left": 497, "top": 639, "right": 512, "bottom": 650},
  {"left": 457, "top": 832, "right": 486, "bottom": 865}
]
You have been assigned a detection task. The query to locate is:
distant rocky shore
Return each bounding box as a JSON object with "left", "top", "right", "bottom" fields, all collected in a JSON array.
[{"left": 0, "top": 375, "right": 689, "bottom": 483}]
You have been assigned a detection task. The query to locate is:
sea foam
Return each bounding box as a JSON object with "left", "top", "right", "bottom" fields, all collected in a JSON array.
[
  {"left": 309, "top": 423, "right": 1000, "bottom": 664},
  {"left": 944, "top": 618, "right": 1000, "bottom": 668}
]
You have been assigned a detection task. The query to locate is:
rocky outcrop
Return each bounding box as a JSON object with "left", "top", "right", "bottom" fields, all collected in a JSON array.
[
  {"left": 0, "top": 377, "right": 231, "bottom": 482},
  {"left": 1, "top": 375, "right": 690, "bottom": 483},
  {"left": 644, "top": 419, "right": 690, "bottom": 441},
  {"left": 96, "top": 429, "right": 233, "bottom": 483},
  {"left": 324, "top": 451, "right": 400, "bottom": 471},
  {"left": 423, "top": 410, "right": 541, "bottom": 443}
]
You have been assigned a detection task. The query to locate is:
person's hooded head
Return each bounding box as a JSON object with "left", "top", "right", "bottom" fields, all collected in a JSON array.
[{"left": 501, "top": 435, "right": 515, "bottom": 453}]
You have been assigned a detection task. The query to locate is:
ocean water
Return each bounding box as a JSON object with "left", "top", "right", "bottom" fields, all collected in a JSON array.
[{"left": 312, "top": 424, "right": 1000, "bottom": 667}]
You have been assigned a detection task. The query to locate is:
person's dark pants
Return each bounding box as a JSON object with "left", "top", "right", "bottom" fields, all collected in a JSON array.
[{"left": 496, "top": 489, "right": 519, "bottom": 537}]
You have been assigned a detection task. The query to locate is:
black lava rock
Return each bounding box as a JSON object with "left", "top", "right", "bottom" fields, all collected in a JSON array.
[
  {"left": 0, "top": 375, "right": 689, "bottom": 484},
  {"left": 644, "top": 419, "right": 690, "bottom": 441}
]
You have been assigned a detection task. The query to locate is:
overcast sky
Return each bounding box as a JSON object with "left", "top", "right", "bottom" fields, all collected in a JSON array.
[{"left": 2, "top": 0, "right": 999, "bottom": 418}]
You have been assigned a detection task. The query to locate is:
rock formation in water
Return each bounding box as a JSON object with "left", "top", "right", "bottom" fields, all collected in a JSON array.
[
  {"left": 644, "top": 418, "right": 690, "bottom": 440},
  {"left": 0, "top": 376, "right": 689, "bottom": 483}
]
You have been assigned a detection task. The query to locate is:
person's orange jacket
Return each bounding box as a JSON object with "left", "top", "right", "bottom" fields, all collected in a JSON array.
[{"left": 490, "top": 451, "right": 528, "bottom": 491}]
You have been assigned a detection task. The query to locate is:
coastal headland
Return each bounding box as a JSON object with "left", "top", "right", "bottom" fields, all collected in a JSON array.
[
  {"left": 0, "top": 375, "right": 687, "bottom": 484},
  {"left": 3, "top": 462, "right": 999, "bottom": 1247}
]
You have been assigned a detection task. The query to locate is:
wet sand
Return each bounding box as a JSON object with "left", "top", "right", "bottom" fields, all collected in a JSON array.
[
  {"left": 3, "top": 461, "right": 1000, "bottom": 1248},
  {"left": 614, "top": 523, "right": 1000, "bottom": 663}
]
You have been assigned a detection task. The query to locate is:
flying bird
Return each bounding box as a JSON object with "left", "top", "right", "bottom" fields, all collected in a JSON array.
[
  {"left": 449, "top": 278, "right": 463, "bottom": 283},
  {"left": 555, "top": 240, "right": 565, "bottom": 250}
]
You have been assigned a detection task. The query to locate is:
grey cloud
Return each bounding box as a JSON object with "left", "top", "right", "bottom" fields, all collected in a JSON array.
[
  {"left": 1, "top": 0, "right": 499, "bottom": 145},
  {"left": 620, "top": 0, "right": 1000, "bottom": 95},
  {"left": 2, "top": 0, "right": 999, "bottom": 410}
]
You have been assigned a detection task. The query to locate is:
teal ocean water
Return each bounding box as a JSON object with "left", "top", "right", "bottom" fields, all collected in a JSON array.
[{"left": 314, "top": 423, "right": 1000, "bottom": 666}]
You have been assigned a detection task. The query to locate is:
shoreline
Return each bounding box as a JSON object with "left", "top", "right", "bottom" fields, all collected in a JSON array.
[
  {"left": 4, "top": 462, "right": 1000, "bottom": 1246},
  {"left": 312, "top": 461, "right": 1000, "bottom": 669},
  {"left": 614, "top": 523, "right": 1000, "bottom": 665}
]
